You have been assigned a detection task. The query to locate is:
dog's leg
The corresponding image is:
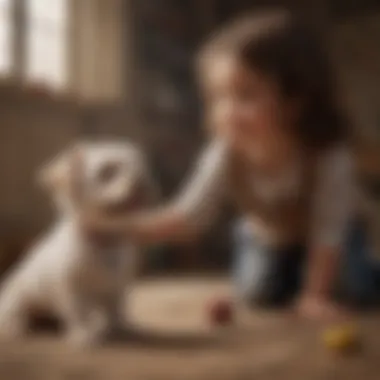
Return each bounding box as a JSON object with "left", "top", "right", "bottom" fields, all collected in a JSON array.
[
  {"left": 65, "top": 309, "right": 108, "bottom": 348},
  {"left": 105, "top": 289, "right": 127, "bottom": 334},
  {"left": 0, "top": 305, "right": 27, "bottom": 340},
  {"left": 109, "top": 246, "right": 139, "bottom": 333},
  {"left": 58, "top": 285, "right": 108, "bottom": 348},
  {"left": 0, "top": 281, "right": 29, "bottom": 340}
]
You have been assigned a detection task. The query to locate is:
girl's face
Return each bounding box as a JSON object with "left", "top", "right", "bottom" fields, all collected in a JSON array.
[{"left": 204, "top": 55, "right": 298, "bottom": 163}]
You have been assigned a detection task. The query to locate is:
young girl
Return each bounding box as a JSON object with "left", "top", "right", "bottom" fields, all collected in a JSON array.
[{"left": 80, "top": 10, "right": 379, "bottom": 320}]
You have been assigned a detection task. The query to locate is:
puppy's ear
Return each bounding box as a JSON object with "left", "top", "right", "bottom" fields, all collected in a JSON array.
[{"left": 37, "top": 144, "right": 84, "bottom": 199}]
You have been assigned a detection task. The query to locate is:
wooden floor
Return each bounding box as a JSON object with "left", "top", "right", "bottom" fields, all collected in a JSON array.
[{"left": 0, "top": 277, "right": 379, "bottom": 380}]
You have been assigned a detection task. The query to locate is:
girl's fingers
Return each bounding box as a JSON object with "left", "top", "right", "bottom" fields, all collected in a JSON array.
[{"left": 300, "top": 301, "right": 349, "bottom": 323}]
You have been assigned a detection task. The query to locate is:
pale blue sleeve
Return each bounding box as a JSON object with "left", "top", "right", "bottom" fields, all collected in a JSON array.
[
  {"left": 173, "top": 138, "right": 230, "bottom": 232},
  {"left": 309, "top": 146, "right": 356, "bottom": 249}
]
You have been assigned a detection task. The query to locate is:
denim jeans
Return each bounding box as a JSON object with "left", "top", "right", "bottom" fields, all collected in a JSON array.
[{"left": 232, "top": 219, "right": 380, "bottom": 307}]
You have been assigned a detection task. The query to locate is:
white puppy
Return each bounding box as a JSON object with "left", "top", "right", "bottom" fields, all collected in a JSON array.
[{"left": 0, "top": 141, "right": 158, "bottom": 346}]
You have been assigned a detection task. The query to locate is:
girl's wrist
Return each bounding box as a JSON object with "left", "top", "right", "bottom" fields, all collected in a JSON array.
[
  {"left": 301, "top": 286, "right": 331, "bottom": 301},
  {"left": 304, "top": 246, "right": 340, "bottom": 301}
]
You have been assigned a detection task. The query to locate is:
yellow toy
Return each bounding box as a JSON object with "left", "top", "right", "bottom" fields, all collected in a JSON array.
[{"left": 322, "top": 323, "right": 360, "bottom": 353}]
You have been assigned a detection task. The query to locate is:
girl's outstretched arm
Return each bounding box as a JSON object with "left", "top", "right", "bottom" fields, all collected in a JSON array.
[
  {"left": 81, "top": 139, "right": 230, "bottom": 244},
  {"left": 297, "top": 145, "right": 355, "bottom": 320}
]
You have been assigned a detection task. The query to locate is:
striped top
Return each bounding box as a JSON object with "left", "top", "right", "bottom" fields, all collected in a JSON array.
[{"left": 171, "top": 138, "right": 355, "bottom": 248}]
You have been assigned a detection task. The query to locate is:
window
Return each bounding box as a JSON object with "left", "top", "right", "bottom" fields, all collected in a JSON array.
[
  {"left": 26, "top": 0, "right": 68, "bottom": 90},
  {"left": 0, "top": 0, "right": 68, "bottom": 89},
  {"left": 0, "top": 0, "right": 122, "bottom": 99},
  {"left": 0, "top": 0, "right": 12, "bottom": 76}
]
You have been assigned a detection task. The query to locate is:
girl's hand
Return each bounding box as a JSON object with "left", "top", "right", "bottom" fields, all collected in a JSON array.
[
  {"left": 76, "top": 210, "right": 100, "bottom": 235},
  {"left": 76, "top": 209, "right": 115, "bottom": 236},
  {"left": 295, "top": 293, "right": 349, "bottom": 322}
]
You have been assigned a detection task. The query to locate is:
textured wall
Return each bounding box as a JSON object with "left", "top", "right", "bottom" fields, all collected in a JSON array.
[{"left": 0, "top": 93, "right": 80, "bottom": 229}]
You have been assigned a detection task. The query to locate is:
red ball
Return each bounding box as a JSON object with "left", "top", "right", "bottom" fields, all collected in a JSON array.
[{"left": 208, "top": 298, "right": 234, "bottom": 326}]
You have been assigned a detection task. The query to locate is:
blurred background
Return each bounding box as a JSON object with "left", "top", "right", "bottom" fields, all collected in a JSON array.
[{"left": 0, "top": 0, "right": 380, "bottom": 275}]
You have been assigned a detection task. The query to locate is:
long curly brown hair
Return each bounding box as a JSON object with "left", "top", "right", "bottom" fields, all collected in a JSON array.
[{"left": 197, "top": 9, "right": 348, "bottom": 151}]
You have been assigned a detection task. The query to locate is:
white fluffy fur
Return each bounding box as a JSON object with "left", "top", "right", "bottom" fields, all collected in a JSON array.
[{"left": 0, "top": 141, "right": 157, "bottom": 347}]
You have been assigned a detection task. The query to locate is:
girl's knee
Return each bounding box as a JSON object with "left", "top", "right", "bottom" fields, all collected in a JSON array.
[
  {"left": 235, "top": 273, "right": 269, "bottom": 305},
  {"left": 233, "top": 247, "right": 278, "bottom": 306}
]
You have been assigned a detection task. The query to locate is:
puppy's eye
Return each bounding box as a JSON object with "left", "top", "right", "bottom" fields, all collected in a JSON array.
[{"left": 97, "top": 163, "right": 120, "bottom": 183}]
